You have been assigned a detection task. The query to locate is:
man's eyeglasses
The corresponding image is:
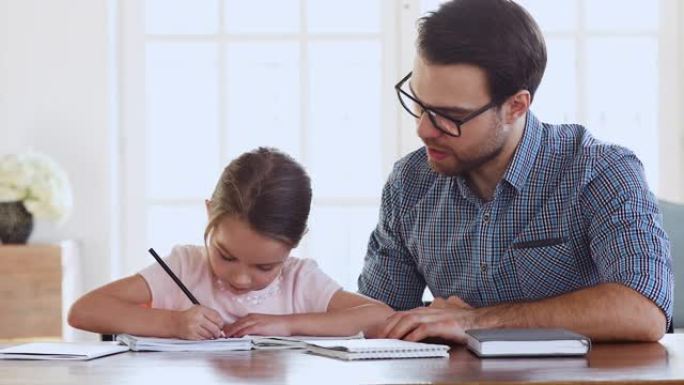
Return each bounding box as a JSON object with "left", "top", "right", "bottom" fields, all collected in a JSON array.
[{"left": 394, "top": 72, "right": 498, "bottom": 137}]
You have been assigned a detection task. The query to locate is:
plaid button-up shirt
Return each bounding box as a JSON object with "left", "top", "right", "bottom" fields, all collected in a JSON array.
[{"left": 358, "top": 113, "right": 673, "bottom": 326}]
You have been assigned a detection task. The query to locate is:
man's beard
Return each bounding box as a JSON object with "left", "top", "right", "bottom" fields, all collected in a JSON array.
[{"left": 425, "top": 119, "right": 506, "bottom": 177}]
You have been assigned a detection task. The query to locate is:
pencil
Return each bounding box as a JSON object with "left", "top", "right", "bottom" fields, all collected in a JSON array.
[
  {"left": 148, "top": 248, "right": 200, "bottom": 305},
  {"left": 148, "top": 248, "right": 226, "bottom": 338}
]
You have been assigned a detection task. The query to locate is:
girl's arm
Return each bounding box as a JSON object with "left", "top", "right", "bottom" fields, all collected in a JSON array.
[
  {"left": 68, "top": 275, "right": 224, "bottom": 340},
  {"left": 224, "top": 291, "right": 394, "bottom": 337}
]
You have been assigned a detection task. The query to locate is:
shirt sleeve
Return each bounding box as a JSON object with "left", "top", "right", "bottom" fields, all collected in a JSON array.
[
  {"left": 357, "top": 167, "right": 426, "bottom": 310},
  {"left": 582, "top": 150, "right": 673, "bottom": 329},
  {"left": 292, "top": 259, "right": 342, "bottom": 313},
  {"left": 138, "top": 246, "right": 193, "bottom": 310}
]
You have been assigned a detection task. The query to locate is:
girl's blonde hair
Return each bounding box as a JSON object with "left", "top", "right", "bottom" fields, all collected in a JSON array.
[{"left": 204, "top": 147, "right": 311, "bottom": 248}]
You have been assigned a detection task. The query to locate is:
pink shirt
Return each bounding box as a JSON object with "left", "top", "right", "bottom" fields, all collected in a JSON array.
[{"left": 138, "top": 245, "right": 342, "bottom": 323}]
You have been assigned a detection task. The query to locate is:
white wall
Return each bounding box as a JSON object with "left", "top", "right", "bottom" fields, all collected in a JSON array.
[
  {"left": 659, "top": 0, "right": 684, "bottom": 202},
  {"left": 680, "top": 1, "right": 684, "bottom": 199},
  {"left": 0, "top": 0, "right": 113, "bottom": 296}
]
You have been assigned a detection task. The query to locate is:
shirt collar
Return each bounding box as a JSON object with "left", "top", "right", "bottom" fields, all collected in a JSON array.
[
  {"left": 501, "top": 112, "right": 543, "bottom": 192},
  {"left": 452, "top": 112, "right": 542, "bottom": 200}
]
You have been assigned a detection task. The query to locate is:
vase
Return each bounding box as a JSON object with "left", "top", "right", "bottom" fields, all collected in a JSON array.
[{"left": 0, "top": 201, "right": 34, "bottom": 244}]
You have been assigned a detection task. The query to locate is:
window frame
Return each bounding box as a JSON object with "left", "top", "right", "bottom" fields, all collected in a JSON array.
[
  {"left": 116, "top": 0, "right": 406, "bottom": 283},
  {"left": 113, "top": 0, "right": 683, "bottom": 280}
]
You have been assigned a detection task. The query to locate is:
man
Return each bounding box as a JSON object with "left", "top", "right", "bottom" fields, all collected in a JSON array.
[{"left": 358, "top": 0, "right": 672, "bottom": 343}]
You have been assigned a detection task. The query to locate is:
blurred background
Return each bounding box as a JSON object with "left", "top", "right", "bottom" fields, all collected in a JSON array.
[{"left": 1, "top": 0, "right": 683, "bottom": 339}]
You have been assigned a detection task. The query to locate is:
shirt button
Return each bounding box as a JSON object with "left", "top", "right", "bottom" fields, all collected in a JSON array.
[
  {"left": 483, "top": 212, "right": 491, "bottom": 224},
  {"left": 480, "top": 263, "right": 487, "bottom": 272}
]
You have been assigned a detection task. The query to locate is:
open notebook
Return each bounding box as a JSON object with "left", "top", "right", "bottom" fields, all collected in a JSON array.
[
  {"left": 306, "top": 339, "right": 450, "bottom": 360},
  {"left": 0, "top": 337, "right": 449, "bottom": 361},
  {"left": 0, "top": 342, "right": 129, "bottom": 361},
  {"left": 116, "top": 333, "right": 363, "bottom": 352},
  {"left": 117, "top": 335, "right": 252, "bottom": 352},
  {"left": 116, "top": 334, "right": 449, "bottom": 360}
]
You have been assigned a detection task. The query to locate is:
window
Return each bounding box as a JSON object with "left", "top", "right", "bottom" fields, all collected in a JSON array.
[
  {"left": 117, "top": 0, "right": 678, "bottom": 289},
  {"left": 419, "top": 0, "right": 670, "bottom": 193},
  {"left": 119, "top": 0, "right": 402, "bottom": 290}
]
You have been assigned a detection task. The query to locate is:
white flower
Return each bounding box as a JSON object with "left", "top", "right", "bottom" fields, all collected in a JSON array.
[{"left": 0, "top": 152, "right": 73, "bottom": 224}]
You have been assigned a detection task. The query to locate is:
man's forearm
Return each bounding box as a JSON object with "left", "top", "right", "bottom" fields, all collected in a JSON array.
[{"left": 470, "top": 283, "right": 666, "bottom": 342}]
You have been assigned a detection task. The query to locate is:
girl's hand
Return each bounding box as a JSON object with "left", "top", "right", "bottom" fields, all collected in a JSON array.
[
  {"left": 172, "top": 305, "right": 225, "bottom": 340},
  {"left": 223, "top": 313, "right": 293, "bottom": 337}
]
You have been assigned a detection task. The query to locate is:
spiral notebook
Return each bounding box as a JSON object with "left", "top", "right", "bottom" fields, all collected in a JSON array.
[{"left": 306, "top": 339, "right": 450, "bottom": 360}]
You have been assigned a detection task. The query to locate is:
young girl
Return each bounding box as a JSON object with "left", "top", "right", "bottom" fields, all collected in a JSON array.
[{"left": 69, "top": 147, "right": 393, "bottom": 340}]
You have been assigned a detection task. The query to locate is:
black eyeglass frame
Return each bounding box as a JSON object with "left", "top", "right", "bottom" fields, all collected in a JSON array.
[{"left": 394, "top": 72, "right": 498, "bottom": 137}]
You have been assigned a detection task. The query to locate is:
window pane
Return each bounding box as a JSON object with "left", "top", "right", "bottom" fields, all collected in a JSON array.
[
  {"left": 307, "top": 0, "right": 380, "bottom": 34},
  {"left": 145, "top": 0, "right": 219, "bottom": 35},
  {"left": 586, "top": 37, "right": 659, "bottom": 191},
  {"left": 423, "top": 0, "right": 576, "bottom": 32},
  {"left": 421, "top": 0, "right": 445, "bottom": 14},
  {"left": 146, "top": 204, "right": 207, "bottom": 264},
  {"left": 517, "top": 0, "right": 576, "bottom": 32},
  {"left": 305, "top": 205, "right": 379, "bottom": 290},
  {"left": 146, "top": 43, "right": 220, "bottom": 200},
  {"left": 225, "top": 0, "right": 299, "bottom": 34},
  {"left": 308, "top": 41, "right": 383, "bottom": 199},
  {"left": 585, "top": 0, "right": 658, "bottom": 31},
  {"left": 225, "top": 42, "right": 301, "bottom": 162},
  {"left": 532, "top": 38, "right": 577, "bottom": 123}
]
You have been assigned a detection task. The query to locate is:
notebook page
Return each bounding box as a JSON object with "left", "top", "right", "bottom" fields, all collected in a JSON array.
[
  {"left": 117, "top": 335, "right": 252, "bottom": 352},
  {"left": 251, "top": 332, "right": 364, "bottom": 348},
  {"left": 0, "top": 342, "right": 128, "bottom": 360}
]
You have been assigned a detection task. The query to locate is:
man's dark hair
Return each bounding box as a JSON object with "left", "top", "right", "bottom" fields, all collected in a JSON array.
[{"left": 417, "top": 0, "right": 547, "bottom": 104}]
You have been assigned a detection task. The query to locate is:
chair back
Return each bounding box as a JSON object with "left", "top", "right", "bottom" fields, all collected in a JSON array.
[{"left": 658, "top": 200, "right": 684, "bottom": 331}]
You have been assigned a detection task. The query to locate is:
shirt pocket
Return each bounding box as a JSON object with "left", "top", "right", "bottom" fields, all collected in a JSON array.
[{"left": 510, "top": 237, "right": 581, "bottom": 300}]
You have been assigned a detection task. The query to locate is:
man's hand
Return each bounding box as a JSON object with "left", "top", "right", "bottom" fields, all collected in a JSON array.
[
  {"left": 223, "top": 313, "right": 293, "bottom": 337},
  {"left": 172, "top": 305, "right": 225, "bottom": 340},
  {"left": 375, "top": 296, "right": 475, "bottom": 343}
]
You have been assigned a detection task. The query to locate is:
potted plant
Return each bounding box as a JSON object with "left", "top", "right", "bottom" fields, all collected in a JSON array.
[{"left": 0, "top": 152, "right": 73, "bottom": 244}]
